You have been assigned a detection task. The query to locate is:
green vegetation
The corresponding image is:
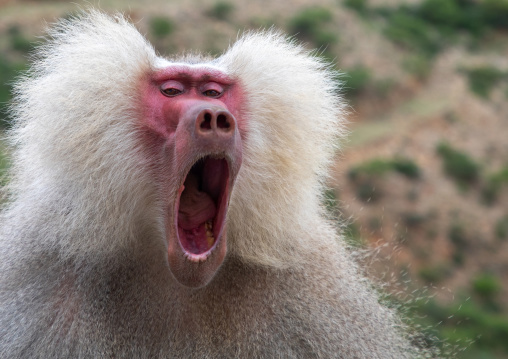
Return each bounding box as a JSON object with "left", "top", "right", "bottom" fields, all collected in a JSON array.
[
  {"left": 448, "top": 222, "right": 468, "bottom": 266},
  {"left": 417, "top": 0, "right": 483, "bottom": 35},
  {"left": 287, "top": 7, "right": 337, "bottom": 49},
  {"left": 372, "top": 78, "right": 395, "bottom": 98},
  {"left": 348, "top": 157, "right": 420, "bottom": 203},
  {"left": 383, "top": 11, "right": 441, "bottom": 57},
  {"left": 380, "top": 0, "right": 508, "bottom": 42},
  {"left": 322, "top": 187, "right": 339, "bottom": 217},
  {"left": 464, "top": 66, "right": 506, "bottom": 98},
  {"left": 473, "top": 273, "right": 501, "bottom": 299},
  {"left": 448, "top": 222, "right": 468, "bottom": 247},
  {"left": 343, "top": 221, "right": 364, "bottom": 248},
  {"left": 346, "top": 0, "right": 508, "bottom": 89},
  {"left": 419, "top": 264, "right": 450, "bottom": 284},
  {"left": 403, "top": 55, "right": 432, "bottom": 79},
  {"left": 349, "top": 157, "right": 420, "bottom": 180},
  {"left": 413, "top": 296, "right": 508, "bottom": 357},
  {"left": 495, "top": 216, "right": 508, "bottom": 240},
  {"left": 323, "top": 191, "right": 364, "bottom": 248},
  {"left": 343, "top": 66, "right": 371, "bottom": 97},
  {"left": 208, "top": 1, "right": 235, "bottom": 21},
  {"left": 149, "top": 17, "right": 175, "bottom": 39},
  {"left": 482, "top": 167, "right": 508, "bottom": 204},
  {"left": 447, "top": 221, "right": 469, "bottom": 267},
  {"left": 8, "top": 26, "right": 34, "bottom": 53},
  {"left": 482, "top": 0, "right": 508, "bottom": 31},
  {"left": 403, "top": 212, "right": 426, "bottom": 228},
  {"left": 437, "top": 143, "right": 479, "bottom": 187},
  {"left": 472, "top": 273, "right": 503, "bottom": 316},
  {"left": 348, "top": 158, "right": 391, "bottom": 179},
  {"left": 0, "top": 147, "right": 9, "bottom": 187},
  {"left": 391, "top": 158, "right": 421, "bottom": 179},
  {"left": 355, "top": 181, "right": 379, "bottom": 202},
  {"left": 0, "top": 26, "right": 32, "bottom": 129},
  {"left": 0, "top": 58, "right": 16, "bottom": 128},
  {"left": 343, "top": 0, "right": 368, "bottom": 15}
]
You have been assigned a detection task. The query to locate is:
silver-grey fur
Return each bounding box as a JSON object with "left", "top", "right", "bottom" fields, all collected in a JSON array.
[{"left": 0, "top": 11, "right": 432, "bottom": 358}]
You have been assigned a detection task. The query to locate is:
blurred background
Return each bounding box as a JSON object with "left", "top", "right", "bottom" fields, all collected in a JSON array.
[{"left": 1, "top": 0, "right": 507, "bottom": 357}]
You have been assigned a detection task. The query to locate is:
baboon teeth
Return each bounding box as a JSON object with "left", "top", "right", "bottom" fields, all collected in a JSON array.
[{"left": 205, "top": 220, "right": 214, "bottom": 247}]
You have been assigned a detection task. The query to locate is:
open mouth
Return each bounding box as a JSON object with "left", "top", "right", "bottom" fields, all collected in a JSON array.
[{"left": 175, "top": 156, "right": 230, "bottom": 260}]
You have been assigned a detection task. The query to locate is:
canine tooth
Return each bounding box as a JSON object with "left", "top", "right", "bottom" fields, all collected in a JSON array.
[
  {"left": 205, "top": 220, "right": 214, "bottom": 246},
  {"left": 206, "top": 234, "right": 214, "bottom": 246}
]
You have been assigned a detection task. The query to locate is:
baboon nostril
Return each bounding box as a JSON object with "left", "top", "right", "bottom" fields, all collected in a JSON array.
[
  {"left": 217, "top": 114, "right": 230, "bottom": 130},
  {"left": 201, "top": 113, "right": 212, "bottom": 130},
  {"left": 195, "top": 108, "right": 236, "bottom": 138}
]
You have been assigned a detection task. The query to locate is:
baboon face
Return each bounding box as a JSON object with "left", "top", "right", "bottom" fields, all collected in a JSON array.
[{"left": 140, "top": 64, "right": 245, "bottom": 288}]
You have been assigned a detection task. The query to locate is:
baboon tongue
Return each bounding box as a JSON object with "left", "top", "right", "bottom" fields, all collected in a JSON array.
[{"left": 178, "top": 172, "right": 216, "bottom": 230}]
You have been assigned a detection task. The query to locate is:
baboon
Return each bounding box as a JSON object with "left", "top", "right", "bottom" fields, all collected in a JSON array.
[{"left": 0, "top": 11, "right": 431, "bottom": 358}]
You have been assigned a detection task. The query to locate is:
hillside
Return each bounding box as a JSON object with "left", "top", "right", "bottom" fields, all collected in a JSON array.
[{"left": 1, "top": 0, "right": 508, "bottom": 357}]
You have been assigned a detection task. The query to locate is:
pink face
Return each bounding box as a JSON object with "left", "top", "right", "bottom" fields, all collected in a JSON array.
[{"left": 140, "top": 65, "right": 245, "bottom": 288}]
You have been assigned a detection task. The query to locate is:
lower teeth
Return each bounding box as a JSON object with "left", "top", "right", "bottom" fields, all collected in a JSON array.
[{"left": 205, "top": 220, "right": 214, "bottom": 247}]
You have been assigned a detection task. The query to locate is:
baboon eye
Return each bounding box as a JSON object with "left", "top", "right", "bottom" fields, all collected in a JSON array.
[
  {"left": 161, "top": 88, "right": 183, "bottom": 97},
  {"left": 202, "top": 82, "right": 224, "bottom": 98},
  {"left": 203, "top": 89, "right": 222, "bottom": 97},
  {"left": 160, "top": 81, "right": 184, "bottom": 97}
]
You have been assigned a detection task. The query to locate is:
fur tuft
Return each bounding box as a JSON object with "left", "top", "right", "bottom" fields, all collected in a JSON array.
[{"left": 217, "top": 31, "right": 347, "bottom": 266}]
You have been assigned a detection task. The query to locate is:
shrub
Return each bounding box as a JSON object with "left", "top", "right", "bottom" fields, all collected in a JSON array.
[
  {"left": 419, "top": 265, "right": 450, "bottom": 284},
  {"left": 473, "top": 273, "right": 501, "bottom": 299},
  {"left": 149, "top": 17, "right": 174, "bottom": 39},
  {"left": 344, "top": 66, "right": 371, "bottom": 97},
  {"left": 289, "top": 7, "right": 332, "bottom": 36},
  {"left": 495, "top": 216, "right": 508, "bottom": 240},
  {"left": 344, "top": 0, "right": 368, "bottom": 14},
  {"left": 464, "top": 66, "right": 506, "bottom": 98},
  {"left": 0, "top": 148, "right": 9, "bottom": 187},
  {"left": 288, "top": 7, "right": 337, "bottom": 48},
  {"left": 437, "top": 143, "right": 479, "bottom": 186},
  {"left": 349, "top": 157, "right": 420, "bottom": 180},
  {"left": 452, "top": 251, "right": 464, "bottom": 266},
  {"left": 403, "top": 212, "right": 426, "bottom": 227},
  {"left": 375, "top": 0, "right": 508, "bottom": 60},
  {"left": 419, "top": 0, "right": 463, "bottom": 29},
  {"left": 414, "top": 297, "right": 508, "bottom": 354},
  {"left": 349, "top": 160, "right": 386, "bottom": 181},
  {"left": 384, "top": 12, "right": 441, "bottom": 56},
  {"left": 208, "top": 1, "right": 235, "bottom": 21},
  {"left": 370, "top": 0, "right": 508, "bottom": 67},
  {"left": 348, "top": 157, "right": 421, "bottom": 203},
  {"left": 417, "top": 0, "right": 485, "bottom": 35},
  {"left": 1, "top": 27, "right": 32, "bottom": 128},
  {"left": 448, "top": 222, "right": 468, "bottom": 247},
  {"left": 483, "top": 0, "right": 508, "bottom": 30},
  {"left": 356, "top": 181, "right": 379, "bottom": 202},
  {"left": 482, "top": 167, "right": 508, "bottom": 204},
  {"left": 0, "top": 57, "right": 26, "bottom": 129},
  {"left": 8, "top": 26, "right": 33, "bottom": 53},
  {"left": 392, "top": 158, "right": 421, "bottom": 179},
  {"left": 312, "top": 32, "right": 338, "bottom": 49}
]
